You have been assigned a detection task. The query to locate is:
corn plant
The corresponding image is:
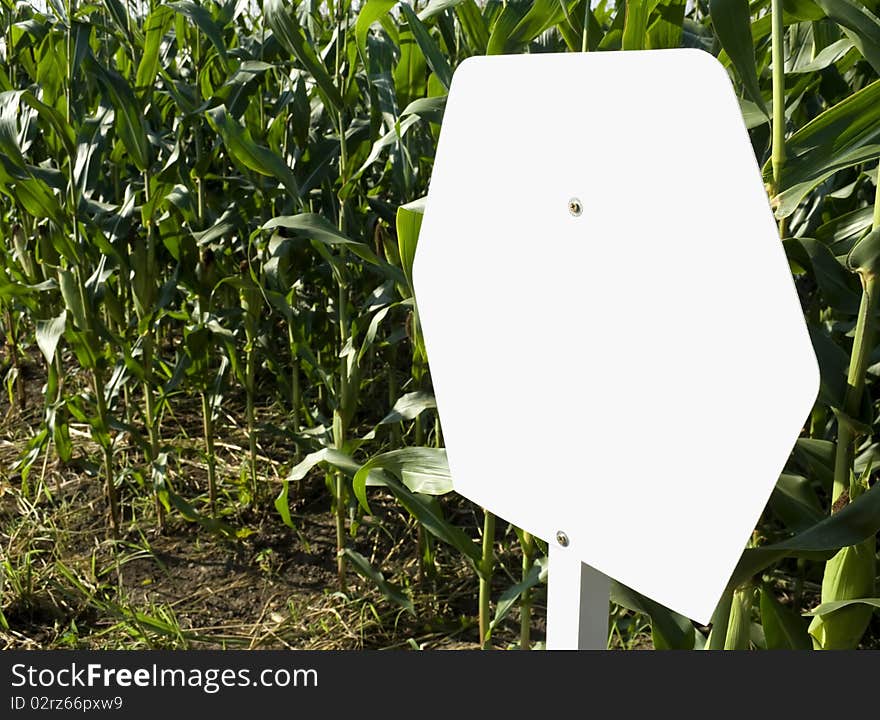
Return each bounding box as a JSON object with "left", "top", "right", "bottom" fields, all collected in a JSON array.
[{"left": 3, "top": 0, "right": 880, "bottom": 650}]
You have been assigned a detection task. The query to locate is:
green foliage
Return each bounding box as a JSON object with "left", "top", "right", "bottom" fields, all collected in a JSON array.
[{"left": 0, "top": 0, "right": 878, "bottom": 650}]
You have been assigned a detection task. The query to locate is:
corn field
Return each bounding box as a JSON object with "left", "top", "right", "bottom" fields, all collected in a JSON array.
[{"left": 1, "top": 0, "right": 880, "bottom": 650}]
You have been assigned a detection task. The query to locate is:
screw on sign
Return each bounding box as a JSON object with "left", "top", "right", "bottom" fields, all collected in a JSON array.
[{"left": 412, "top": 50, "right": 819, "bottom": 650}]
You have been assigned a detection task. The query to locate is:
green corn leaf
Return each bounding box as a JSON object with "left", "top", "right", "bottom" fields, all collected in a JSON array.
[
  {"left": 73, "top": 105, "right": 113, "bottom": 197},
  {"left": 352, "top": 466, "right": 480, "bottom": 568},
  {"left": 128, "top": 229, "right": 151, "bottom": 303},
  {"left": 503, "top": 0, "right": 576, "bottom": 51},
  {"left": 396, "top": 197, "right": 427, "bottom": 362},
  {"left": 136, "top": 5, "right": 173, "bottom": 90},
  {"left": 395, "top": 29, "right": 429, "bottom": 107},
  {"left": 760, "top": 588, "right": 812, "bottom": 649},
  {"left": 265, "top": 0, "right": 344, "bottom": 112},
  {"left": 353, "top": 114, "right": 419, "bottom": 179},
  {"left": 262, "top": 213, "right": 387, "bottom": 267},
  {"left": 774, "top": 145, "right": 880, "bottom": 218},
  {"left": 808, "top": 326, "right": 848, "bottom": 411},
  {"left": 360, "top": 384, "right": 432, "bottom": 440},
  {"left": 91, "top": 60, "right": 150, "bottom": 172},
  {"left": 793, "top": 438, "right": 835, "bottom": 489},
  {"left": 486, "top": 1, "right": 529, "bottom": 54},
  {"left": 57, "top": 269, "right": 87, "bottom": 331},
  {"left": 770, "top": 473, "right": 825, "bottom": 532},
  {"left": 831, "top": 406, "right": 873, "bottom": 439},
  {"left": 783, "top": 0, "right": 827, "bottom": 20},
  {"left": 4, "top": 90, "right": 76, "bottom": 162},
  {"left": 847, "top": 227, "right": 880, "bottom": 278},
  {"left": 806, "top": 597, "right": 880, "bottom": 615},
  {"left": 709, "top": 0, "right": 768, "bottom": 113},
  {"left": 274, "top": 480, "right": 295, "bottom": 529},
  {"left": 811, "top": 0, "right": 880, "bottom": 74},
  {"left": 206, "top": 105, "right": 299, "bottom": 199},
  {"left": 489, "top": 562, "right": 543, "bottom": 632},
  {"left": 101, "top": 0, "right": 137, "bottom": 41},
  {"left": 396, "top": 196, "right": 425, "bottom": 291},
  {"left": 35, "top": 310, "right": 67, "bottom": 366},
  {"left": 166, "top": 487, "right": 236, "bottom": 537},
  {"left": 455, "top": 0, "right": 490, "bottom": 53},
  {"left": 287, "top": 72, "right": 310, "bottom": 149},
  {"left": 169, "top": 1, "right": 229, "bottom": 70},
  {"left": 401, "top": 96, "right": 446, "bottom": 124},
  {"left": 704, "top": 590, "right": 734, "bottom": 649},
  {"left": 816, "top": 206, "right": 873, "bottom": 249},
  {"left": 221, "top": 60, "right": 274, "bottom": 91},
  {"left": 648, "top": 0, "right": 686, "bottom": 49},
  {"left": 353, "top": 447, "right": 452, "bottom": 505},
  {"left": 386, "top": 475, "right": 483, "bottom": 568},
  {"left": 356, "top": 0, "right": 397, "bottom": 64},
  {"left": 788, "top": 37, "right": 854, "bottom": 73},
  {"left": 611, "top": 580, "right": 696, "bottom": 649},
  {"left": 0, "top": 165, "right": 66, "bottom": 228},
  {"left": 623, "top": 0, "right": 659, "bottom": 50},
  {"left": 765, "top": 79, "right": 880, "bottom": 214},
  {"left": 343, "top": 548, "right": 415, "bottom": 615},
  {"left": 399, "top": 3, "right": 453, "bottom": 89},
  {"left": 287, "top": 447, "right": 361, "bottom": 483},
  {"left": 419, "top": 0, "right": 469, "bottom": 19},
  {"left": 357, "top": 303, "right": 396, "bottom": 364},
  {"left": 783, "top": 237, "right": 861, "bottom": 313},
  {"left": 0, "top": 280, "right": 35, "bottom": 301},
  {"left": 365, "top": 32, "right": 399, "bottom": 122},
  {"left": 747, "top": 1, "right": 825, "bottom": 45},
  {"left": 729, "top": 479, "right": 880, "bottom": 589},
  {"left": 378, "top": 391, "right": 437, "bottom": 425}
]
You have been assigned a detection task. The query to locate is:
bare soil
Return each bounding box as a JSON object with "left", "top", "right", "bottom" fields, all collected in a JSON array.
[{"left": 0, "top": 347, "right": 544, "bottom": 650}]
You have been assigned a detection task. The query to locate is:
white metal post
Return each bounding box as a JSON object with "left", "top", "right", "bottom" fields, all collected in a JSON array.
[{"left": 546, "top": 546, "right": 610, "bottom": 650}]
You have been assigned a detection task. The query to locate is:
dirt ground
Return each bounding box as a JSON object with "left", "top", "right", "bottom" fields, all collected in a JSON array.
[
  {"left": 0, "top": 349, "right": 549, "bottom": 650},
  {"left": 1, "top": 459, "right": 540, "bottom": 650}
]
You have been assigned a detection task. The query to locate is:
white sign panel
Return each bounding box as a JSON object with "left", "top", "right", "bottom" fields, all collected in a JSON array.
[{"left": 413, "top": 49, "right": 819, "bottom": 626}]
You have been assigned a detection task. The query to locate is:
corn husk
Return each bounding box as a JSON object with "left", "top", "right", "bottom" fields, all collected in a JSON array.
[{"left": 808, "top": 538, "right": 875, "bottom": 649}]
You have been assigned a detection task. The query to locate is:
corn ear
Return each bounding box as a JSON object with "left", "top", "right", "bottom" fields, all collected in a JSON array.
[
  {"left": 240, "top": 284, "right": 261, "bottom": 320},
  {"left": 11, "top": 224, "right": 37, "bottom": 283},
  {"left": 58, "top": 268, "right": 87, "bottom": 332},
  {"left": 808, "top": 538, "right": 875, "bottom": 649},
  {"left": 36, "top": 226, "right": 60, "bottom": 269},
  {"left": 704, "top": 586, "right": 753, "bottom": 650},
  {"left": 724, "top": 587, "right": 753, "bottom": 650},
  {"left": 130, "top": 236, "right": 157, "bottom": 322}
]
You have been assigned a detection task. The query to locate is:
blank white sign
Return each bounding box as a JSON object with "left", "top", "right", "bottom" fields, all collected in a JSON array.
[{"left": 412, "top": 49, "right": 819, "bottom": 625}]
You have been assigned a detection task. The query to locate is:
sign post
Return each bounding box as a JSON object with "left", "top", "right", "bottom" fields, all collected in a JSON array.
[
  {"left": 546, "top": 548, "right": 610, "bottom": 650},
  {"left": 413, "top": 49, "right": 820, "bottom": 647}
]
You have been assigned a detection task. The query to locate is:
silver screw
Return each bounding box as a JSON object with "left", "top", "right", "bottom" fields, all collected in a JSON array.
[
  {"left": 556, "top": 530, "right": 569, "bottom": 547},
  {"left": 568, "top": 198, "right": 583, "bottom": 217}
]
